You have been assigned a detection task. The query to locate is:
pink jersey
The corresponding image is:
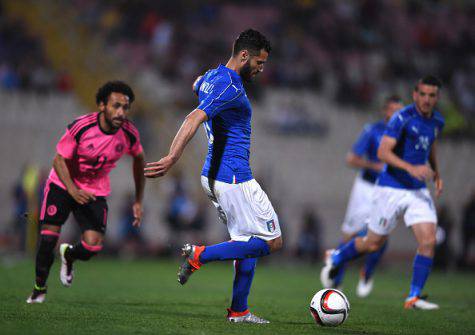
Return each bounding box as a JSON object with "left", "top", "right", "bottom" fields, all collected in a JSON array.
[{"left": 48, "top": 112, "right": 143, "bottom": 196}]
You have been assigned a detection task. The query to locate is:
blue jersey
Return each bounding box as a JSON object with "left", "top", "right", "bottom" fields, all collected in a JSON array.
[
  {"left": 378, "top": 104, "right": 444, "bottom": 190},
  {"left": 351, "top": 120, "right": 386, "bottom": 184},
  {"left": 195, "top": 65, "right": 253, "bottom": 184}
]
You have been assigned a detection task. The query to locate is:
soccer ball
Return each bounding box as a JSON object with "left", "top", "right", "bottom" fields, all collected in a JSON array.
[{"left": 309, "top": 288, "right": 350, "bottom": 327}]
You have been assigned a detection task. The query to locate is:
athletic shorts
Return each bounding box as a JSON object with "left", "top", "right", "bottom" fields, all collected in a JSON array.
[
  {"left": 201, "top": 176, "right": 281, "bottom": 242},
  {"left": 368, "top": 185, "right": 437, "bottom": 236},
  {"left": 39, "top": 181, "right": 108, "bottom": 234},
  {"left": 341, "top": 177, "right": 375, "bottom": 235}
]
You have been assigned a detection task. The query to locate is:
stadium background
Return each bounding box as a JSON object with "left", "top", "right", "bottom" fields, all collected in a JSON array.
[{"left": 1, "top": 0, "right": 474, "bottom": 269}]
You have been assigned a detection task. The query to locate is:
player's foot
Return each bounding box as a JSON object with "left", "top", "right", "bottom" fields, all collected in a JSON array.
[
  {"left": 59, "top": 243, "right": 74, "bottom": 287},
  {"left": 320, "top": 249, "right": 339, "bottom": 288},
  {"left": 177, "top": 244, "right": 204, "bottom": 285},
  {"left": 356, "top": 271, "right": 373, "bottom": 298},
  {"left": 26, "top": 285, "right": 47, "bottom": 304},
  {"left": 404, "top": 296, "right": 439, "bottom": 310},
  {"left": 227, "top": 309, "right": 270, "bottom": 324}
]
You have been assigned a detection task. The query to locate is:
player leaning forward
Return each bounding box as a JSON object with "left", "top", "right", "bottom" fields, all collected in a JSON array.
[
  {"left": 321, "top": 76, "right": 445, "bottom": 310},
  {"left": 145, "top": 29, "right": 282, "bottom": 323},
  {"left": 27, "top": 81, "right": 145, "bottom": 303}
]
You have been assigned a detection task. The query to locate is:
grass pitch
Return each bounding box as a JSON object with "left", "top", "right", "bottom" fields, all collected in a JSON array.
[{"left": 0, "top": 258, "right": 474, "bottom": 334}]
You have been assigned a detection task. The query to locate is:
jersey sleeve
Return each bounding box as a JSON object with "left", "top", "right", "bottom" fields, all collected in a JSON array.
[
  {"left": 192, "top": 75, "right": 205, "bottom": 96},
  {"left": 123, "top": 121, "right": 143, "bottom": 157},
  {"left": 351, "top": 124, "right": 372, "bottom": 156},
  {"left": 384, "top": 112, "right": 406, "bottom": 140},
  {"left": 56, "top": 129, "right": 77, "bottom": 159},
  {"left": 197, "top": 77, "right": 241, "bottom": 119}
]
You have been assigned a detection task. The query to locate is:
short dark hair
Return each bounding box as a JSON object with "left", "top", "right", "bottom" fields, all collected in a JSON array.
[
  {"left": 232, "top": 29, "right": 271, "bottom": 56},
  {"left": 415, "top": 75, "right": 442, "bottom": 91},
  {"left": 95, "top": 81, "right": 135, "bottom": 105},
  {"left": 384, "top": 94, "right": 403, "bottom": 105}
]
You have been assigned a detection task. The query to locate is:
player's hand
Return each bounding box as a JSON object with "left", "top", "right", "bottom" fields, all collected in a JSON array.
[
  {"left": 434, "top": 174, "right": 443, "bottom": 198},
  {"left": 68, "top": 188, "right": 96, "bottom": 205},
  {"left": 372, "top": 162, "right": 385, "bottom": 172},
  {"left": 144, "top": 156, "right": 175, "bottom": 178},
  {"left": 132, "top": 201, "right": 143, "bottom": 227},
  {"left": 407, "top": 165, "right": 434, "bottom": 181}
]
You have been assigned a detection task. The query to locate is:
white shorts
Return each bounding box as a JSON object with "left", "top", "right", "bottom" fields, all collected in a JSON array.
[
  {"left": 368, "top": 185, "right": 437, "bottom": 236},
  {"left": 201, "top": 176, "right": 281, "bottom": 242},
  {"left": 341, "top": 177, "right": 375, "bottom": 235}
]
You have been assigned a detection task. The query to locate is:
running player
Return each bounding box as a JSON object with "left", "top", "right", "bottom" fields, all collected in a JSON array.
[
  {"left": 145, "top": 29, "right": 282, "bottom": 323},
  {"left": 321, "top": 75, "right": 444, "bottom": 310},
  {"left": 335, "top": 96, "right": 403, "bottom": 297},
  {"left": 26, "top": 81, "right": 145, "bottom": 303}
]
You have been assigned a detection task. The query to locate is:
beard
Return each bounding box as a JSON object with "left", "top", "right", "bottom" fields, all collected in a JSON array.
[{"left": 239, "top": 61, "right": 253, "bottom": 82}]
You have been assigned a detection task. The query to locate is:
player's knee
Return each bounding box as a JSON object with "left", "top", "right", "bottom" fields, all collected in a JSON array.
[
  {"left": 267, "top": 236, "right": 283, "bottom": 253},
  {"left": 80, "top": 240, "right": 103, "bottom": 258},
  {"left": 367, "top": 240, "right": 384, "bottom": 253},
  {"left": 419, "top": 236, "right": 436, "bottom": 254}
]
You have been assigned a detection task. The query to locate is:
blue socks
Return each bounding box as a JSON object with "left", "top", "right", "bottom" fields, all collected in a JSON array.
[
  {"left": 363, "top": 240, "right": 388, "bottom": 281},
  {"left": 409, "top": 254, "right": 433, "bottom": 298},
  {"left": 331, "top": 239, "right": 361, "bottom": 267},
  {"left": 199, "top": 237, "right": 270, "bottom": 264},
  {"left": 231, "top": 258, "right": 256, "bottom": 312},
  {"left": 333, "top": 242, "right": 347, "bottom": 287}
]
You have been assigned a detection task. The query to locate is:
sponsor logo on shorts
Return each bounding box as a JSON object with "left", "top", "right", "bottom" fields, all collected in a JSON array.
[
  {"left": 266, "top": 219, "right": 276, "bottom": 233},
  {"left": 378, "top": 218, "right": 387, "bottom": 227},
  {"left": 47, "top": 205, "right": 57, "bottom": 216}
]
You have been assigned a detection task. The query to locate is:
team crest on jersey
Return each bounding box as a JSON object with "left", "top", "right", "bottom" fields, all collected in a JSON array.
[
  {"left": 87, "top": 143, "right": 94, "bottom": 151},
  {"left": 266, "top": 219, "right": 276, "bottom": 233},
  {"left": 115, "top": 143, "right": 124, "bottom": 153},
  {"left": 47, "top": 205, "right": 57, "bottom": 216}
]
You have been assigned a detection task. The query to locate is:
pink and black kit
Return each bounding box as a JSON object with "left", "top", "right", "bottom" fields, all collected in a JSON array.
[{"left": 40, "top": 112, "right": 143, "bottom": 234}]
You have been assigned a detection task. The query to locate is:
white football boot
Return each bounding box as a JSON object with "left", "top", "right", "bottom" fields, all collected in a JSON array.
[
  {"left": 26, "top": 285, "right": 47, "bottom": 304},
  {"left": 59, "top": 243, "right": 74, "bottom": 287},
  {"left": 227, "top": 309, "right": 270, "bottom": 324},
  {"left": 320, "top": 249, "right": 338, "bottom": 288},
  {"left": 404, "top": 296, "right": 439, "bottom": 310},
  {"left": 356, "top": 273, "right": 374, "bottom": 298}
]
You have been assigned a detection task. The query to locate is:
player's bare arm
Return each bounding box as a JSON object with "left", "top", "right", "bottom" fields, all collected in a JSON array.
[
  {"left": 378, "top": 135, "right": 433, "bottom": 181},
  {"left": 428, "top": 140, "right": 443, "bottom": 198},
  {"left": 346, "top": 152, "right": 384, "bottom": 172},
  {"left": 144, "top": 109, "right": 208, "bottom": 178},
  {"left": 52, "top": 153, "right": 96, "bottom": 204},
  {"left": 132, "top": 151, "right": 146, "bottom": 226}
]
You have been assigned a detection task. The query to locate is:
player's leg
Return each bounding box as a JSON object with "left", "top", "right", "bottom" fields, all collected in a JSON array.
[
  {"left": 179, "top": 178, "right": 282, "bottom": 284},
  {"left": 332, "top": 233, "right": 354, "bottom": 289},
  {"left": 404, "top": 222, "right": 439, "bottom": 309},
  {"left": 321, "top": 186, "right": 398, "bottom": 288},
  {"left": 357, "top": 231, "right": 388, "bottom": 298},
  {"left": 61, "top": 198, "right": 107, "bottom": 287},
  {"left": 402, "top": 188, "right": 439, "bottom": 310},
  {"left": 225, "top": 258, "right": 268, "bottom": 324},
  {"left": 336, "top": 177, "right": 374, "bottom": 288},
  {"left": 27, "top": 182, "right": 72, "bottom": 303}
]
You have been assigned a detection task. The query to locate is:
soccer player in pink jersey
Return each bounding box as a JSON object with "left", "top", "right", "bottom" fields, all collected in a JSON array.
[{"left": 26, "top": 81, "right": 145, "bottom": 304}]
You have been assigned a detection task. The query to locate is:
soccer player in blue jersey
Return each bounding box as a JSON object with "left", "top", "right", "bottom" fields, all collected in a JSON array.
[
  {"left": 336, "top": 95, "right": 403, "bottom": 297},
  {"left": 321, "top": 76, "right": 444, "bottom": 310},
  {"left": 145, "top": 29, "right": 282, "bottom": 323}
]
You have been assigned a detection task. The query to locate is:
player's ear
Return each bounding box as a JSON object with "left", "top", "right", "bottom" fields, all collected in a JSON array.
[
  {"left": 98, "top": 101, "right": 105, "bottom": 112},
  {"left": 240, "top": 50, "right": 249, "bottom": 63}
]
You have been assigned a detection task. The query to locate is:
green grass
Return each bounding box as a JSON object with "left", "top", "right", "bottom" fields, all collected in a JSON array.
[{"left": 0, "top": 258, "right": 474, "bottom": 334}]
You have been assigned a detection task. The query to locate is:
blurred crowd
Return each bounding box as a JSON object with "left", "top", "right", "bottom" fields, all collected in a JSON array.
[
  {"left": 69, "top": 0, "right": 474, "bottom": 132},
  {"left": 1, "top": 1, "right": 474, "bottom": 134},
  {"left": 0, "top": 4, "right": 72, "bottom": 93}
]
